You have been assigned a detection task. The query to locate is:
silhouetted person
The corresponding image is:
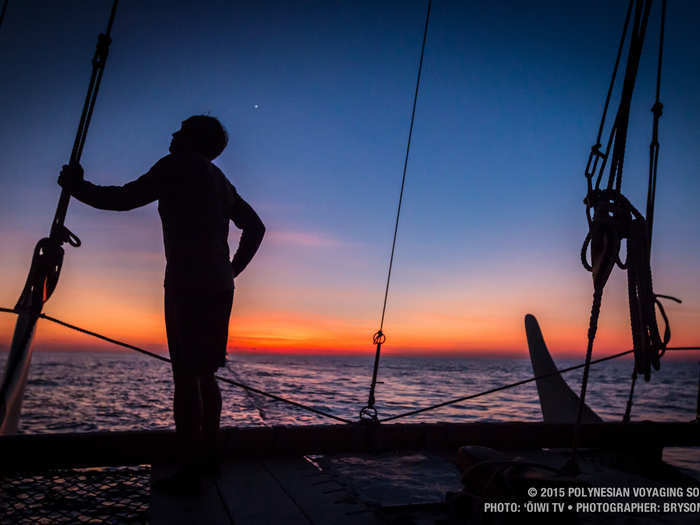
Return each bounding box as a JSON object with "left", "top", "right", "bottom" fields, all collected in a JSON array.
[{"left": 59, "top": 115, "right": 265, "bottom": 488}]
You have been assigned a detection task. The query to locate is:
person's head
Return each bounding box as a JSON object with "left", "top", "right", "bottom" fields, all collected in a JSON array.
[{"left": 169, "top": 115, "right": 228, "bottom": 160}]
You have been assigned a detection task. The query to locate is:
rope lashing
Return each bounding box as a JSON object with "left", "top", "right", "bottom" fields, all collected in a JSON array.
[
  {"left": 0, "top": 307, "right": 351, "bottom": 424},
  {"left": 579, "top": 0, "right": 662, "bottom": 406},
  {"left": 360, "top": 330, "right": 385, "bottom": 422},
  {"left": 621, "top": 0, "right": 669, "bottom": 423},
  {"left": 14, "top": 0, "right": 119, "bottom": 320},
  {"left": 574, "top": 0, "right": 673, "bottom": 462},
  {"left": 1, "top": 0, "right": 120, "bottom": 435},
  {"left": 2, "top": 306, "right": 698, "bottom": 424},
  {"left": 581, "top": 190, "right": 681, "bottom": 381},
  {"left": 361, "top": 0, "right": 432, "bottom": 423}
]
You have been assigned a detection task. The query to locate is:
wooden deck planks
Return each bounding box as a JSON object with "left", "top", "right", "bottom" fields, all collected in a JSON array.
[
  {"left": 215, "top": 458, "right": 310, "bottom": 525},
  {"left": 150, "top": 464, "right": 232, "bottom": 525},
  {"left": 151, "top": 457, "right": 382, "bottom": 524},
  {"left": 262, "top": 456, "right": 383, "bottom": 525}
]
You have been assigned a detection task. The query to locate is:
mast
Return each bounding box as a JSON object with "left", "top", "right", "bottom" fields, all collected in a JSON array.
[{"left": 0, "top": 0, "right": 119, "bottom": 434}]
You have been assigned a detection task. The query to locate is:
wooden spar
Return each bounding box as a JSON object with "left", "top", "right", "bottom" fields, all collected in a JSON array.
[
  {"left": 0, "top": 1, "right": 119, "bottom": 436},
  {"left": 0, "top": 312, "right": 40, "bottom": 434},
  {"left": 0, "top": 421, "right": 697, "bottom": 471}
]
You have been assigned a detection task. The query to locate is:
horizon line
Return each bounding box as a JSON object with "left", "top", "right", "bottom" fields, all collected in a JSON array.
[{"left": 2, "top": 346, "right": 699, "bottom": 362}]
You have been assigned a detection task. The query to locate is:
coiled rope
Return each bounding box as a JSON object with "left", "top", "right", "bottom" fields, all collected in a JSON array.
[{"left": 571, "top": 0, "right": 676, "bottom": 471}]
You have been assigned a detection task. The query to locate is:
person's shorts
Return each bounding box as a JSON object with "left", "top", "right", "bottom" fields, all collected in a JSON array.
[{"left": 164, "top": 287, "right": 234, "bottom": 375}]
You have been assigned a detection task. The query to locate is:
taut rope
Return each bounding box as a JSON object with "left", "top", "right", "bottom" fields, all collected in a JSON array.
[{"left": 361, "top": 0, "right": 433, "bottom": 423}]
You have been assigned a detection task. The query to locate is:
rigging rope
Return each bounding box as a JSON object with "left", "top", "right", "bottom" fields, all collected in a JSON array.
[
  {"left": 223, "top": 363, "right": 270, "bottom": 425},
  {"left": 361, "top": 0, "right": 432, "bottom": 423},
  {"left": 585, "top": 0, "right": 633, "bottom": 182},
  {"left": 383, "top": 348, "right": 633, "bottom": 423},
  {"left": 1, "top": 0, "right": 119, "bottom": 435},
  {"left": 2, "top": 306, "right": 697, "bottom": 425},
  {"left": 0, "top": 307, "right": 351, "bottom": 424},
  {"left": 51, "top": 0, "right": 119, "bottom": 243},
  {"left": 14, "top": 0, "right": 119, "bottom": 319},
  {"left": 0, "top": 1, "right": 8, "bottom": 34},
  {"left": 575, "top": 0, "right": 652, "bottom": 460},
  {"left": 380, "top": 346, "right": 700, "bottom": 423},
  {"left": 573, "top": 0, "right": 676, "bottom": 468},
  {"left": 1, "top": 0, "right": 690, "bottom": 434},
  {"left": 623, "top": 0, "right": 668, "bottom": 423},
  {"left": 645, "top": 0, "right": 666, "bottom": 249}
]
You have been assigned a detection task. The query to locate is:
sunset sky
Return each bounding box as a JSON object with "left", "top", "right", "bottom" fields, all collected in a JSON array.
[{"left": 1, "top": 1, "right": 699, "bottom": 359}]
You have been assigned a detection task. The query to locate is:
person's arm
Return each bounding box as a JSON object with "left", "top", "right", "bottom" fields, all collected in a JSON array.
[
  {"left": 58, "top": 162, "right": 160, "bottom": 211},
  {"left": 228, "top": 182, "right": 265, "bottom": 278}
]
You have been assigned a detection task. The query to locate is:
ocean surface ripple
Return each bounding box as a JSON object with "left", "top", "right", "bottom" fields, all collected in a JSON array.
[
  {"left": 4, "top": 352, "right": 697, "bottom": 432},
  {"left": 4, "top": 351, "right": 699, "bottom": 475}
]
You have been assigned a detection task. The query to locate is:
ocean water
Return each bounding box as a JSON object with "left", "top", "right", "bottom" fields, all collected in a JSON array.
[{"left": 2, "top": 351, "right": 699, "bottom": 474}]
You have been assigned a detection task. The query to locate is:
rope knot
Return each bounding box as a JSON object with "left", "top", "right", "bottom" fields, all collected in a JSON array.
[
  {"left": 373, "top": 330, "right": 386, "bottom": 345},
  {"left": 93, "top": 33, "right": 112, "bottom": 67},
  {"left": 581, "top": 189, "right": 644, "bottom": 289}
]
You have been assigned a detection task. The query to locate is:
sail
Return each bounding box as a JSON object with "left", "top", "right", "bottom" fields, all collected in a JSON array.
[{"left": 525, "top": 314, "right": 603, "bottom": 424}]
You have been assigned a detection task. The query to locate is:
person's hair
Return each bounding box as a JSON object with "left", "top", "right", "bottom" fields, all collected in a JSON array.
[{"left": 182, "top": 115, "right": 228, "bottom": 160}]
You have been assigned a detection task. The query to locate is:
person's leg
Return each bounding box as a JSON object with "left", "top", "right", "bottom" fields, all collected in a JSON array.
[
  {"left": 154, "top": 369, "right": 203, "bottom": 493},
  {"left": 173, "top": 370, "right": 203, "bottom": 457},
  {"left": 196, "top": 290, "right": 232, "bottom": 470},
  {"left": 199, "top": 372, "right": 222, "bottom": 461},
  {"left": 165, "top": 287, "right": 204, "bottom": 468}
]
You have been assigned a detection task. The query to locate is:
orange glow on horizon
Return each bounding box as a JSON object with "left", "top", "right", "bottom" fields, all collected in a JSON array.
[
  {"left": 2, "top": 303, "right": 696, "bottom": 361},
  {"left": 1, "top": 253, "right": 697, "bottom": 360}
]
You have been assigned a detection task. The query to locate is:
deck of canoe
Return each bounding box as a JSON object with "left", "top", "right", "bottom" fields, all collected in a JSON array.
[
  {"left": 2, "top": 422, "right": 699, "bottom": 524},
  {"left": 151, "top": 455, "right": 384, "bottom": 525}
]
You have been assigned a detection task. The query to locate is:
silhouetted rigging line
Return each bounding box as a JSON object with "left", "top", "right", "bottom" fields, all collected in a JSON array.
[
  {"left": 2, "top": 306, "right": 697, "bottom": 424},
  {"left": 645, "top": 0, "right": 666, "bottom": 249},
  {"left": 622, "top": 0, "right": 667, "bottom": 426},
  {"left": 577, "top": 1, "right": 654, "bottom": 452},
  {"left": 53, "top": 0, "right": 120, "bottom": 239},
  {"left": 380, "top": 345, "right": 700, "bottom": 423},
  {"left": 0, "top": 0, "right": 120, "bottom": 435},
  {"left": 0, "top": 1, "right": 9, "bottom": 34},
  {"left": 377, "top": 0, "right": 432, "bottom": 333},
  {"left": 585, "top": 0, "right": 633, "bottom": 195},
  {"left": 223, "top": 363, "right": 271, "bottom": 426},
  {"left": 573, "top": 1, "right": 676, "bottom": 475},
  {"left": 595, "top": 0, "right": 634, "bottom": 151},
  {"left": 0, "top": 307, "right": 351, "bottom": 424},
  {"left": 362, "top": 0, "right": 432, "bottom": 422}
]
